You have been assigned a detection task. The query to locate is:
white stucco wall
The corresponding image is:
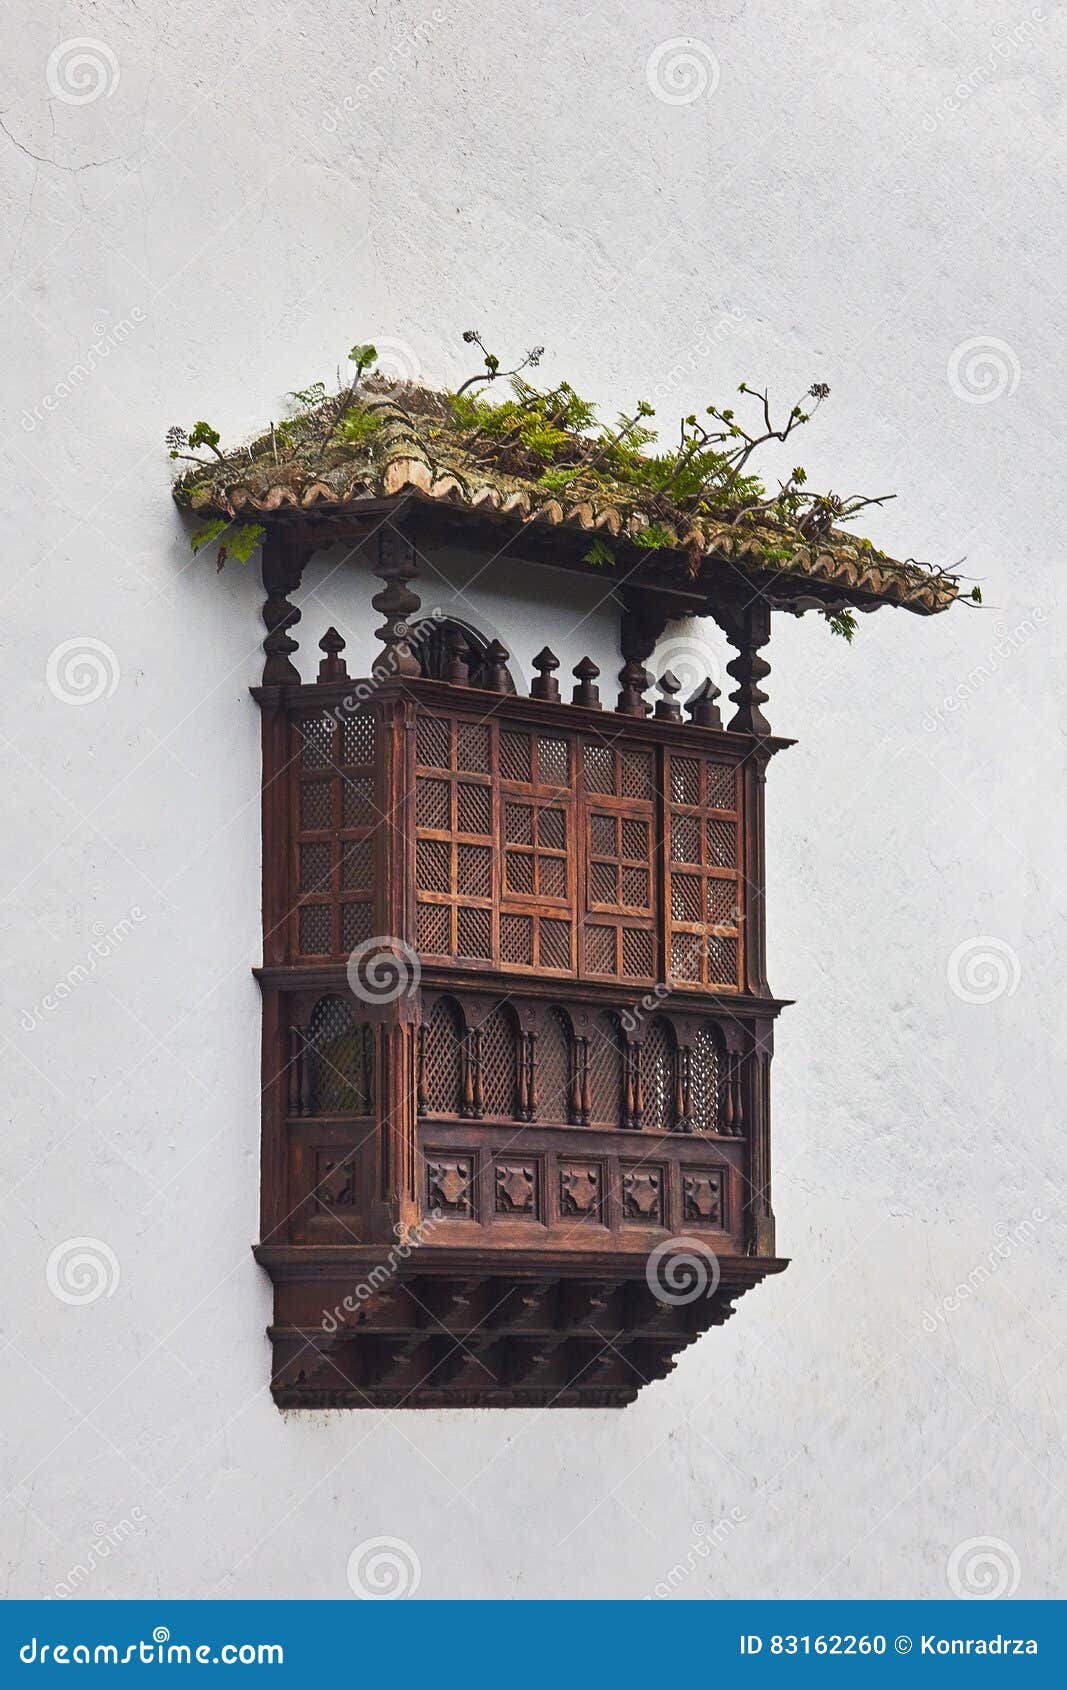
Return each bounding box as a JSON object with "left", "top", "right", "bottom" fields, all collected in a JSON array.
[{"left": 2, "top": 0, "right": 1063, "bottom": 1601}]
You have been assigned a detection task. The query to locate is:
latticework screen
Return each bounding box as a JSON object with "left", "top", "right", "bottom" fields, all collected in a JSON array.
[
  {"left": 476, "top": 1004, "right": 519, "bottom": 1119},
  {"left": 581, "top": 747, "right": 657, "bottom": 982},
  {"left": 408, "top": 709, "right": 745, "bottom": 993},
  {"left": 666, "top": 753, "right": 742, "bottom": 991},
  {"left": 587, "top": 1012, "right": 625, "bottom": 1126},
  {"left": 689, "top": 1021, "right": 724, "bottom": 1133},
  {"left": 304, "top": 995, "right": 375, "bottom": 1115},
  {"left": 292, "top": 708, "right": 376, "bottom": 958},
  {"left": 642, "top": 1017, "right": 675, "bottom": 1133},
  {"left": 421, "top": 997, "right": 464, "bottom": 1115}
]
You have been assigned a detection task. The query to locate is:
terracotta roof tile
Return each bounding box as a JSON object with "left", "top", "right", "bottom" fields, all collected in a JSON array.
[{"left": 176, "top": 386, "right": 958, "bottom": 614}]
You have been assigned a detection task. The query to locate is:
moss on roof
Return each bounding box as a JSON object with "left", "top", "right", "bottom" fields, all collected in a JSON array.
[{"left": 172, "top": 377, "right": 961, "bottom": 615}]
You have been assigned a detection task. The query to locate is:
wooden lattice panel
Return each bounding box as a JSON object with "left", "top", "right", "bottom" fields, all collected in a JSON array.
[
  {"left": 689, "top": 1022, "right": 724, "bottom": 1133},
  {"left": 666, "top": 752, "right": 743, "bottom": 991},
  {"left": 291, "top": 708, "right": 376, "bottom": 959},
  {"left": 303, "top": 996, "right": 375, "bottom": 1115},
  {"left": 414, "top": 711, "right": 495, "bottom": 964},
  {"left": 642, "top": 1017, "right": 675, "bottom": 1133},
  {"left": 420, "top": 997, "right": 464, "bottom": 1115},
  {"left": 498, "top": 725, "right": 575, "bottom": 974},
  {"left": 580, "top": 735, "right": 657, "bottom": 985},
  {"left": 413, "top": 710, "right": 577, "bottom": 975}
]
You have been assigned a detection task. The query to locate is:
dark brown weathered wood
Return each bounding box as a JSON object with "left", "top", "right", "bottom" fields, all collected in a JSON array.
[{"left": 252, "top": 527, "right": 793, "bottom": 1406}]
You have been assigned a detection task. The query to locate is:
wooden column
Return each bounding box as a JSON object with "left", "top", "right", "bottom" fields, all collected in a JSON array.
[
  {"left": 372, "top": 528, "right": 422, "bottom": 677},
  {"left": 261, "top": 532, "right": 310, "bottom": 684}
]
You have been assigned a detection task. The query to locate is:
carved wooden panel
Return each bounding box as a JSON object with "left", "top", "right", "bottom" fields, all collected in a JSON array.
[
  {"left": 621, "top": 1163, "right": 664, "bottom": 1223},
  {"left": 494, "top": 1159, "right": 540, "bottom": 1219},
  {"left": 426, "top": 1153, "right": 475, "bottom": 1217},
  {"left": 559, "top": 1161, "right": 603, "bottom": 1222},
  {"left": 682, "top": 1168, "right": 724, "bottom": 1226},
  {"left": 291, "top": 707, "right": 375, "bottom": 958}
]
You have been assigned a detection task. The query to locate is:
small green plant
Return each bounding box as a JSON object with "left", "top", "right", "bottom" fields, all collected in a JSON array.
[{"left": 170, "top": 333, "right": 968, "bottom": 625}]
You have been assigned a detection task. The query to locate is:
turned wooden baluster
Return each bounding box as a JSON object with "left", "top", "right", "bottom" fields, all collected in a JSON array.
[
  {"left": 617, "top": 659, "right": 651, "bottom": 716},
  {"left": 626, "top": 1042, "right": 645, "bottom": 1130},
  {"left": 371, "top": 529, "right": 422, "bottom": 676},
  {"left": 672, "top": 1045, "right": 694, "bottom": 1134},
  {"left": 288, "top": 1024, "right": 312, "bottom": 1117},
  {"left": 461, "top": 1027, "right": 484, "bottom": 1118},
  {"left": 261, "top": 533, "right": 310, "bottom": 684},
  {"left": 531, "top": 647, "right": 560, "bottom": 701},
  {"left": 715, "top": 598, "right": 772, "bottom": 735},
  {"left": 416, "top": 1024, "right": 428, "bottom": 1117},
  {"left": 517, "top": 1031, "right": 537, "bottom": 1121}
]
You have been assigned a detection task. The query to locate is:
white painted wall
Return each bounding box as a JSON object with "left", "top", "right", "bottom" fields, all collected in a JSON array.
[{"left": 2, "top": 0, "right": 1063, "bottom": 1601}]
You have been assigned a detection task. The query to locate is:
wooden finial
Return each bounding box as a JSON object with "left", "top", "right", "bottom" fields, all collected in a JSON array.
[
  {"left": 445, "top": 627, "right": 470, "bottom": 686},
  {"left": 687, "top": 677, "right": 722, "bottom": 728},
  {"left": 317, "top": 627, "right": 348, "bottom": 682},
  {"left": 616, "top": 659, "right": 650, "bottom": 716},
  {"left": 530, "top": 647, "right": 560, "bottom": 702},
  {"left": 484, "top": 639, "right": 511, "bottom": 693},
  {"left": 654, "top": 670, "right": 683, "bottom": 721},
  {"left": 572, "top": 656, "right": 601, "bottom": 709},
  {"left": 371, "top": 530, "right": 421, "bottom": 676}
]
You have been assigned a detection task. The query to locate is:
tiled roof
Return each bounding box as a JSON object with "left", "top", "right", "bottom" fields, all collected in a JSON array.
[{"left": 176, "top": 386, "right": 958, "bottom": 615}]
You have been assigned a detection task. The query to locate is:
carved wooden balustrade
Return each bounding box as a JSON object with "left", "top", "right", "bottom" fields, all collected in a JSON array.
[{"left": 252, "top": 524, "right": 790, "bottom": 1407}]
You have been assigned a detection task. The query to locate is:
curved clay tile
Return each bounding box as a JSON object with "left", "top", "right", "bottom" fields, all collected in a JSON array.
[
  {"left": 564, "top": 502, "right": 595, "bottom": 529},
  {"left": 383, "top": 457, "right": 433, "bottom": 495},
  {"left": 594, "top": 507, "right": 622, "bottom": 534},
  {"left": 529, "top": 499, "right": 564, "bottom": 524}
]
